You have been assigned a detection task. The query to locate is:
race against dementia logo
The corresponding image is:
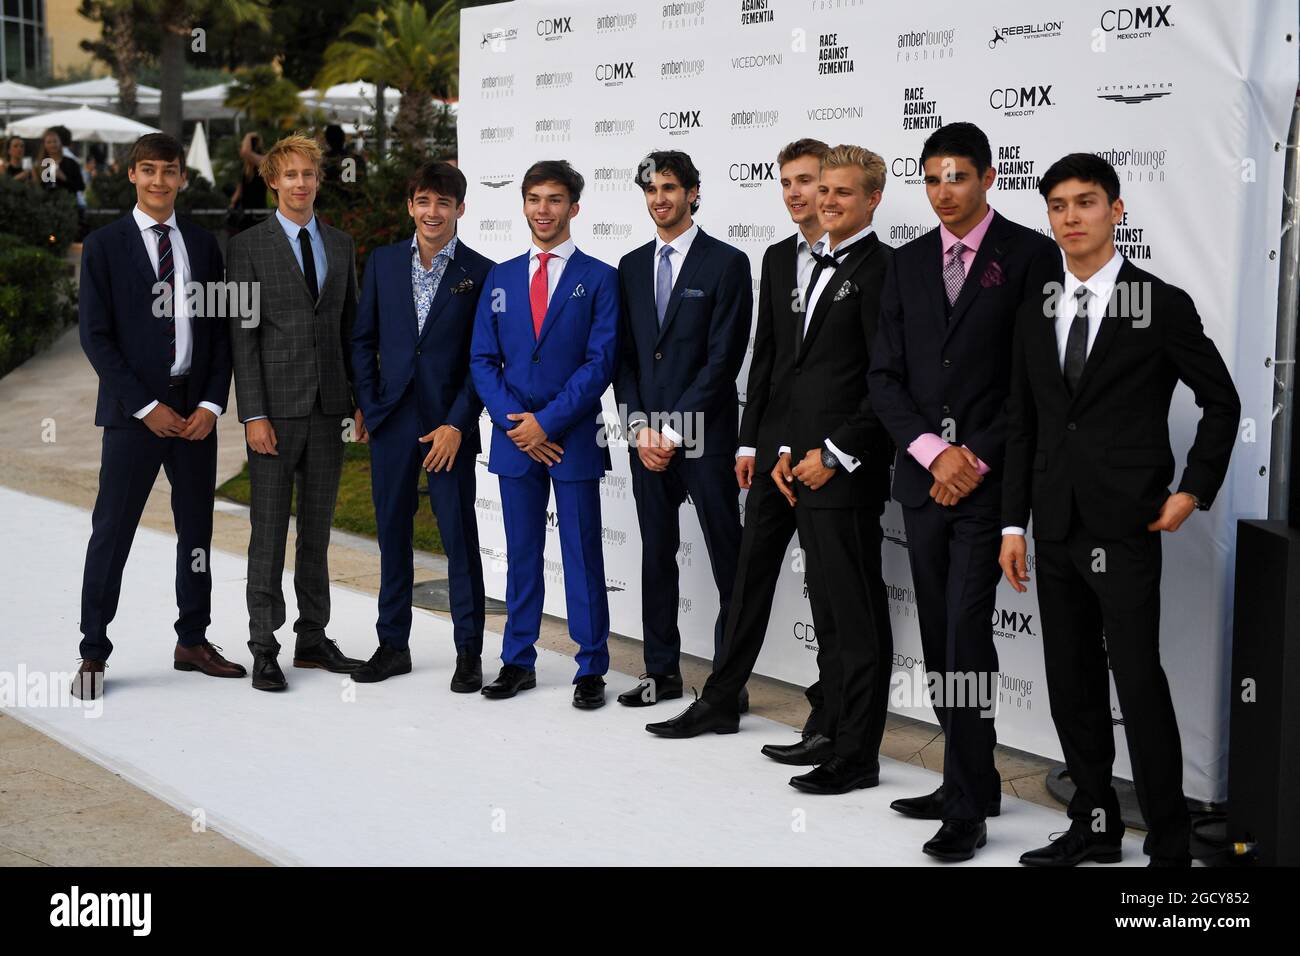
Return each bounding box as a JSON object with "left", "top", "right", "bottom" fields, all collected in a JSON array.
[
  {"left": 740, "top": 0, "right": 774, "bottom": 25},
  {"left": 902, "top": 87, "right": 943, "bottom": 131},
  {"left": 818, "top": 32, "right": 855, "bottom": 75}
]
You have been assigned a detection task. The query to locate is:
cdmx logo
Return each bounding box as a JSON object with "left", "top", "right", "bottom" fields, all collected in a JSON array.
[
  {"left": 596, "top": 62, "right": 635, "bottom": 81},
  {"left": 989, "top": 85, "right": 1054, "bottom": 110},
  {"left": 660, "top": 109, "right": 702, "bottom": 130},
  {"left": 729, "top": 161, "right": 775, "bottom": 185},
  {"left": 793, "top": 621, "right": 817, "bottom": 644},
  {"left": 1100, "top": 5, "right": 1173, "bottom": 32},
  {"left": 537, "top": 16, "right": 573, "bottom": 37}
]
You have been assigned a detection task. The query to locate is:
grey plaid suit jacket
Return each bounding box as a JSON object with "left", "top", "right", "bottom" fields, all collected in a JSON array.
[{"left": 227, "top": 214, "right": 358, "bottom": 421}]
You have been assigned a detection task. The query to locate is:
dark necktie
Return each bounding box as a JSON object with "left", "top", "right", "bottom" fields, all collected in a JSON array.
[
  {"left": 1063, "top": 286, "right": 1091, "bottom": 394},
  {"left": 299, "top": 227, "right": 319, "bottom": 301},
  {"left": 151, "top": 223, "right": 176, "bottom": 366}
]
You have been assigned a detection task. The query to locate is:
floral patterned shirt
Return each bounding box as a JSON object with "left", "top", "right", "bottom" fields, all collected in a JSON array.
[{"left": 411, "top": 234, "right": 458, "bottom": 335}]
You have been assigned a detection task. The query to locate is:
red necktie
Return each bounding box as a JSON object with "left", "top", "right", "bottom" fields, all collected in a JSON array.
[{"left": 530, "top": 252, "right": 554, "bottom": 338}]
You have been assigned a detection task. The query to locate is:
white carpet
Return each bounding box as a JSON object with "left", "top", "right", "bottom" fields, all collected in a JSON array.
[{"left": 0, "top": 486, "right": 1142, "bottom": 865}]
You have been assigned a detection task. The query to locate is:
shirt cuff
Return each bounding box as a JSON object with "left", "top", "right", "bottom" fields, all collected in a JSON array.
[
  {"left": 244, "top": 415, "right": 268, "bottom": 423},
  {"left": 197, "top": 401, "right": 223, "bottom": 417},
  {"left": 824, "top": 438, "right": 860, "bottom": 473},
  {"left": 779, "top": 444, "right": 791, "bottom": 456},
  {"left": 1002, "top": 527, "right": 1026, "bottom": 536},
  {"left": 736, "top": 445, "right": 756, "bottom": 459},
  {"left": 133, "top": 400, "right": 159, "bottom": 419},
  {"left": 907, "top": 432, "right": 950, "bottom": 470},
  {"left": 660, "top": 422, "right": 683, "bottom": 446},
  {"left": 448, "top": 424, "right": 460, "bottom": 432},
  {"left": 965, "top": 446, "right": 991, "bottom": 476}
]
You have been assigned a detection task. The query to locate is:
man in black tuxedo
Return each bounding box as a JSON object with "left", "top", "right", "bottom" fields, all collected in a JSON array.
[
  {"left": 644, "top": 138, "right": 832, "bottom": 754},
  {"left": 73, "top": 133, "right": 243, "bottom": 698},
  {"left": 651, "top": 145, "right": 894, "bottom": 798},
  {"left": 1000, "top": 153, "right": 1240, "bottom": 867},
  {"left": 869, "top": 122, "right": 1056, "bottom": 861},
  {"left": 614, "top": 150, "right": 751, "bottom": 707}
]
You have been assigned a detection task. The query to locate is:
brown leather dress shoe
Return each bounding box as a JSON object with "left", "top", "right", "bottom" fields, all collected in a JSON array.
[
  {"left": 174, "top": 641, "right": 247, "bottom": 678},
  {"left": 71, "top": 660, "right": 105, "bottom": 700}
]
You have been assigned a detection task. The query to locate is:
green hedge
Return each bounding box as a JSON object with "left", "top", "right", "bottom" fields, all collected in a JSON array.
[
  {"left": 0, "top": 176, "right": 79, "bottom": 256},
  {"left": 0, "top": 232, "right": 77, "bottom": 377}
]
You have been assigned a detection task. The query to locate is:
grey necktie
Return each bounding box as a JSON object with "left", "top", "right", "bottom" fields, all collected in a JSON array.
[
  {"left": 656, "top": 244, "right": 674, "bottom": 328},
  {"left": 943, "top": 241, "right": 967, "bottom": 308},
  {"left": 1063, "top": 286, "right": 1091, "bottom": 394}
]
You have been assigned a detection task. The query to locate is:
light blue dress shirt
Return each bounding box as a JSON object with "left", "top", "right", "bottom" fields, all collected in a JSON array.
[{"left": 275, "top": 209, "right": 328, "bottom": 287}]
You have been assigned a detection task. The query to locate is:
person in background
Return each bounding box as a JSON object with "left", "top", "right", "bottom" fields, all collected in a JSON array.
[
  {"left": 2, "top": 136, "right": 33, "bottom": 183},
  {"left": 321, "top": 124, "right": 367, "bottom": 199},
  {"left": 229, "top": 132, "right": 268, "bottom": 235},
  {"left": 35, "top": 128, "right": 84, "bottom": 196}
]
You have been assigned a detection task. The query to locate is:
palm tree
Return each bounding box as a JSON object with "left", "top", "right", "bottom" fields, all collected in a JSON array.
[
  {"left": 314, "top": 0, "right": 460, "bottom": 159},
  {"left": 225, "top": 65, "right": 306, "bottom": 131}
]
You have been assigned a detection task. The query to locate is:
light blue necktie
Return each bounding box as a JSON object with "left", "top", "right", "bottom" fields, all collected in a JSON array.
[{"left": 656, "top": 244, "right": 674, "bottom": 328}]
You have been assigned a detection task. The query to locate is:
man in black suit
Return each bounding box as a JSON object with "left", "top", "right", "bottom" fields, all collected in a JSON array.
[
  {"left": 651, "top": 145, "right": 895, "bottom": 798},
  {"left": 613, "top": 150, "right": 751, "bottom": 707},
  {"left": 1000, "top": 153, "right": 1240, "bottom": 867},
  {"left": 869, "top": 122, "right": 1056, "bottom": 861},
  {"left": 644, "top": 138, "right": 833, "bottom": 754},
  {"left": 73, "top": 133, "right": 244, "bottom": 698}
]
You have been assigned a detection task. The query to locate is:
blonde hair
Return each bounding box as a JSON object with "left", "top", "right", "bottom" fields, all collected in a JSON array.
[
  {"left": 259, "top": 132, "right": 323, "bottom": 186},
  {"left": 822, "top": 144, "right": 886, "bottom": 196}
]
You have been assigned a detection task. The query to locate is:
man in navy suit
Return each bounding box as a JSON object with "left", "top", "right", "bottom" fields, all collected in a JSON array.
[
  {"left": 469, "top": 160, "right": 620, "bottom": 709},
  {"left": 73, "top": 132, "right": 243, "bottom": 698},
  {"left": 613, "top": 150, "right": 752, "bottom": 707},
  {"left": 868, "top": 122, "right": 1056, "bottom": 861},
  {"left": 350, "top": 161, "right": 494, "bottom": 691}
]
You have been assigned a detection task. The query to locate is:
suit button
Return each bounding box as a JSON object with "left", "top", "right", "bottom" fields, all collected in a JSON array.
[
  {"left": 532, "top": 355, "right": 540, "bottom": 364},
  {"left": 416, "top": 349, "right": 421, "bottom": 356},
  {"left": 942, "top": 404, "right": 951, "bottom": 414},
  {"left": 654, "top": 351, "right": 663, "bottom": 360},
  {"left": 942, "top": 358, "right": 952, "bottom": 368},
  {"left": 1067, "top": 422, "right": 1077, "bottom": 431}
]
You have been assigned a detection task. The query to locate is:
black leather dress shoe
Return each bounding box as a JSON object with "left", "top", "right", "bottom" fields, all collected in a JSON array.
[
  {"left": 1019, "top": 830, "right": 1123, "bottom": 867},
  {"left": 923, "top": 819, "right": 988, "bottom": 862},
  {"left": 573, "top": 675, "right": 606, "bottom": 709},
  {"left": 788, "top": 755, "right": 880, "bottom": 794},
  {"left": 293, "top": 637, "right": 364, "bottom": 673},
  {"left": 481, "top": 664, "right": 537, "bottom": 699},
  {"left": 890, "top": 785, "right": 1002, "bottom": 820},
  {"left": 352, "top": 644, "right": 413, "bottom": 683},
  {"left": 761, "top": 733, "right": 834, "bottom": 766},
  {"left": 249, "top": 647, "right": 287, "bottom": 692},
  {"left": 618, "top": 672, "right": 683, "bottom": 706},
  {"left": 645, "top": 698, "right": 739, "bottom": 737},
  {"left": 450, "top": 651, "right": 482, "bottom": 693}
]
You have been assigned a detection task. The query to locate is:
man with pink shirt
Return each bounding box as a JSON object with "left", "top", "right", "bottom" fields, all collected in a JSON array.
[{"left": 869, "top": 123, "right": 1056, "bottom": 861}]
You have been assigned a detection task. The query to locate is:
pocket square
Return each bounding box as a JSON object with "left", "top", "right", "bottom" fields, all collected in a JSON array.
[
  {"left": 681, "top": 288, "right": 706, "bottom": 298},
  {"left": 979, "top": 261, "right": 1006, "bottom": 288},
  {"left": 570, "top": 284, "right": 586, "bottom": 298},
  {"left": 833, "top": 280, "right": 858, "bottom": 302},
  {"left": 451, "top": 277, "right": 475, "bottom": 295}
]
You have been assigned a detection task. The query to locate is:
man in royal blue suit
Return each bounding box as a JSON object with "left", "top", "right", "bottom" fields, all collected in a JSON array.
[
  {"left": 350, "top": 161, "right": 494, "bottom": 691},
  {"left": 612, "top": 149, "right": 751, "bottom": 707},
  {"left": 470, "top": 160, "right": 620, "bottom": 709},
  {"left": 73, "top": 132, "right": 243, "bottom": 698}
]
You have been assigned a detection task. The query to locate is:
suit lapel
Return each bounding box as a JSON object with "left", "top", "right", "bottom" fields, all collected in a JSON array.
[
  {"left": 266, "top": 216, "right": 314, "bottom": 303},
  {"left": 124, "top": 216, "right": 161, "bottom": 289},
  {"left": 798, "top": 233, "right": 877, "bottom": 363},
  {"left": 417, "top": 252, "right": 466, "bottom": 345},
  {"left": 535, "top": 249, "right": 585, "bottom": 351},
  {"left": 318, "top": 224, "right": 347, "bottom": 305},
  {"left": 944, "top": 212, "right": 1011, "bottom": 340},
  {"left": 656, "top": 230, "right": 710, "bottom": 346},
  {"left": 921, "top": 228, "right": 947, "bottom": 334}
]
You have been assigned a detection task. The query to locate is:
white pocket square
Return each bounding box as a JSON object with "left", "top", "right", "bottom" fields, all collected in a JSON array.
[
  {"left": 681, "top": 288, "right": 706, "bottom": 298},
  {"left": 570, "top": 284, "right": 586, "bottom": 298}
]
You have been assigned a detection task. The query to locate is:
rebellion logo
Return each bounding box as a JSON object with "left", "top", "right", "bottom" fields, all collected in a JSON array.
[
  {"left": 537, "top": 16, "right": 573, "bottom": 38},
  {"left": 480, "top": 27, "right": 518, "bottom": 49},
  {"left": 1096, "top": 81, "right": 1174, "bottom": 105},
  {"left": 730, "top": 108, "right": 779, "bottom": 130},
  {"left": 660, "top": 109, "right": 702, "bottom": 134},
  {"left": 660, "top": 57, "right": 705, "bottom": 80},
  {"left": 989, "top": 84, "right": 1054, "bottom": 117},
  {"left": 1100, "top": 5, "right": 1173, "bottom": 39},
  {"left": 730, "top": 161, "right": 776, "bottom": 188},
  {"left": 740, "top": 0, "right": 773, "bottom": 25},
  {"left": 596, "top": 62, "right": 636, "bottom": 85},
  {"left": 988, "top": 20, "right": 1062, "bottom": 47}
]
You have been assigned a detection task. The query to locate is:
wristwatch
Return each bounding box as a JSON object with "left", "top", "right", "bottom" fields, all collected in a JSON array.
[
  {"left": 820, "top": 444, "right": 839, "bottom": 470},
  {"left": 1185, "top": 491, "right": 1206, "bottom": 510}
]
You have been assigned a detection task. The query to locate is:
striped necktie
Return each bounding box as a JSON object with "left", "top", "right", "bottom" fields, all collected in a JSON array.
[{"left": 151, "top": 223, "right": 175, "bottom": 366}]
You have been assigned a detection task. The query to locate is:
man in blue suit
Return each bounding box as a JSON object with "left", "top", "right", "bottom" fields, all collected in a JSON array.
[
  {"left": 73, "top": 132, "right": 243, "bottom": 699},
  {"left": 350, "top": 161, "right": 494, "bottom": 691},
  {"left": 613, "top": 150, "right": 751, "bottom": 707},
  {"left": 470, "top": 160, "right": 620, "bottom": 709}
]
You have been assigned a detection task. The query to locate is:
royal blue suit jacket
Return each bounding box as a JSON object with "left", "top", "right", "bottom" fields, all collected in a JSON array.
[
  {"left": 470, "top": 247, "right": 619, "bottom": 481},
  {"left": 79, "top": 212, "right": 231, "bottom": 427},
  {"left": 351, "top": 237, "right": 493, "bottom": 450}
]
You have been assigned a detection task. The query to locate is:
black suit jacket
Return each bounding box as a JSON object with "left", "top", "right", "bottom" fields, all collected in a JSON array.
[
  {"left": 79, "top": 212, "right": 231, "bottom": 427},
  {"left": 869, "top": 211, "right": 1057, "bottom": 509},
  {"left": 740, "top": 233, "right": 800, "bottom": 471},
  {"left": 1002, "top": 257, "right": 1241, "bottom": 541},
  {"left": 779, "top": 231, "right": 893, "bottom": 509},
  {"left": 614, "top": 227, "right": 752, "bottom": 458}
]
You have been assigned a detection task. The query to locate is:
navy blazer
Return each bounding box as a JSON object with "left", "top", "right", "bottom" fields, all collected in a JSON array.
[
  {"left": 469, "top": 246, "right": 620, "bottom": 481},
  {"left": 351, "top": 236, "right": 493, "bottom": 448},
  {"left": 614, "top": 227, "right": 752, "bottom": 458},
  {"left": 79, "top": 212, "right": 231, "bottom": 427},
  {"left": 869, "top": 211, "right": 1057, "bottom": 509}
]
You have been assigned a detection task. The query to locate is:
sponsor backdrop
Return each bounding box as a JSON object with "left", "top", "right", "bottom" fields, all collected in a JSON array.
[{"left": 458, "top": 0, "right": 1296, "bottom": 802}]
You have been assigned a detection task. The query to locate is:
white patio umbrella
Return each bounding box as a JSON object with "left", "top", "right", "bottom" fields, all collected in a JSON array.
[
  {"left": 299, "top": 81, "right": 398, "bottom": 122},
  {"left": 6, "top": 104, "right": 161, "bottom": 143},
  {"left": 42, "top": 76, "right": 161, "bottom": 106},
  {"left": 0, "top": 80, "right": 72, "bottom": 125},
  {"left": 181, "top": 83, "right": 239, "bottom": 121},
  {"left": 185, "top": 121, "right": 215, "bottom": 184}
]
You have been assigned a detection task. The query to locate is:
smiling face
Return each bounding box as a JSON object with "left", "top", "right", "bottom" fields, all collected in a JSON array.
[
  {"left": 780, "top": 154, "right": 822, "bottom": 229},
  {"left": 524, "top": 179, "right": 577, "bottom": 249},
  {"left": 1045, "top": 177, "right": 1123, "bottom": 263},
  {"left": 128, "top": 155, "right": 186, "bottom": 221},
  {"left": 408, "top": 188, "right": 463, "bottom": 249},
  {"left": 816, "top": 164, "right": 880, "bottom": 243},
  {"left": 923, "top": 154, "right": 995, "bottom": 236},
  {"left": 267, "top": 151, "right": 319, "bottom": 220},
  {"left": 641, "top": 168, "right": 695, "bottom": 235}
]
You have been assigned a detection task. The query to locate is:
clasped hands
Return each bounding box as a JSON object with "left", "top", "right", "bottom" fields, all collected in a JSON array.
[
  {"left": 929, "top": 445, "right": 983, "bottom": 506},
  {"left": 143, "top": 404, "right": 217, "bottom": 441},
  {"left": 772, "top": 447, "right": 837, "bottom": 506},
  {"left": 507, "top": 412, "right": 564, "bottom": 466}
]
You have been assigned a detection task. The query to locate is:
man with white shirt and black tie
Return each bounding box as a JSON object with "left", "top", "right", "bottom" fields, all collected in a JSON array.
[
  {"left": 613, "top": 150, "right": 752, "bottom": 707},
  {"left": 1000, "top": 153, "right": 1240, "bottom": 867},
  {"left": 73, "top": 133, "right": 241, "bottom": 698}
]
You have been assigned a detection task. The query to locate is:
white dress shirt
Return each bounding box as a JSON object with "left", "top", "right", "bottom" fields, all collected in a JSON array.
[
  {"left": 1002, "top": 248, "right": 1125, "bottom": 536},
  {"left": 528, "top": 236, "right": 576, "bottom": 306},
  {"left": 778, "top": 224, "right": 875, "bottom": 472},
  {"left": 131, "top": 205, "right": 223, "bottom": 421},
  {"left": 634, "top": 224, "right": 701, "bottom": 446}
]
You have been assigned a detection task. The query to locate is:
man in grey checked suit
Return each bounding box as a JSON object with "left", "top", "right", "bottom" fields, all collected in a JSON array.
[{"left": 227, "top": 134, "right": 366, "bottom": 691}]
